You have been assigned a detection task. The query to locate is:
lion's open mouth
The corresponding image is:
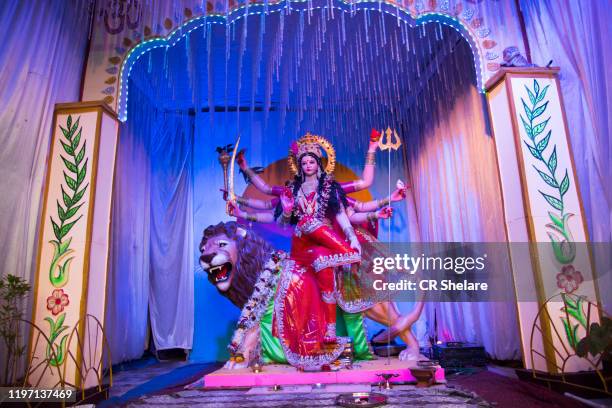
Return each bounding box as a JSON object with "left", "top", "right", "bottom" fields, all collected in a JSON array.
[{"left": 208, "top": 262, "right": 233, "bottom": 283}]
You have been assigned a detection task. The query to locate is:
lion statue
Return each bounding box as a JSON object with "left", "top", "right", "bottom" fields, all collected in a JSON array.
[{"left": 199, "top": 221, "right": 424, "bottom": 369}]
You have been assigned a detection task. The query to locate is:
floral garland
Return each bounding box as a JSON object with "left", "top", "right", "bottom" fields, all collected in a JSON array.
[{"left": 228, "top": 251, "right": 286, "bottom": 359}]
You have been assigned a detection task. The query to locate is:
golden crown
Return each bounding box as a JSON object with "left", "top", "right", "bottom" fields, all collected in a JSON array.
[{"left": 288, "top": 133, "right": 336, "bottom": 175}]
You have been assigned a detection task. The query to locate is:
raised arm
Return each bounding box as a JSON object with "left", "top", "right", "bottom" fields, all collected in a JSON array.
[
  {"left": 349, "top": 206, "right": 393, "bottom": 224},
  {"left": 227, "top": 201, "right": 275, "bottom": 223},
  {"left": 335, "top": 204, "right": 361, "bottom": 254},
  {"left": 340, "top": 129, "right": 381, "bottom": 193},
  {"left": 238, "top": 150, "right": 284, "bottom": 196},
  {"left": 346, "top": 181, "right": 407, "bottom": 212},
  {"left": 221, "top": 189, "right": 280, "bottom": 210}
]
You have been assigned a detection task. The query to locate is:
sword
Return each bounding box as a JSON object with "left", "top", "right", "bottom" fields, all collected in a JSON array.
[{"left": 226, "top": 136, "right": 241, "bottom": 214}]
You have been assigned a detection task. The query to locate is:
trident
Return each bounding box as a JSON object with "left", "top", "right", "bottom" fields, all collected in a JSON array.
[{"left": 378, "top": 127, "right": 402, "bottom": 151}]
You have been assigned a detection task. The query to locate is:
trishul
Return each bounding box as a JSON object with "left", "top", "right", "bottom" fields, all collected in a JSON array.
[
  {"left": 226, "top": 136, "right": 240, "bottom": 214},
  {"left": 378, "top": 127, "right": 402, "bottom": 151}
]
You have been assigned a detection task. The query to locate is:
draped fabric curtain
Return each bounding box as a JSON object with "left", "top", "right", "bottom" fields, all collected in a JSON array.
[
  {"left": 106, "top": 82, "right": 194, "bottom": 362},
  {"left": 0, "top": 0, "right": 92, "bottom": 373},
  {"left": 519, "top": 0, "right": 612, "bottom": 311},
  {"left": 403, "top": 49, "right": 521, "bottom": 360}
]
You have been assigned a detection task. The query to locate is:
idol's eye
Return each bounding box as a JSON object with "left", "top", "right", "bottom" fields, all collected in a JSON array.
[{"left": 218, "top": 241, "right": 227, "bottom": 248}]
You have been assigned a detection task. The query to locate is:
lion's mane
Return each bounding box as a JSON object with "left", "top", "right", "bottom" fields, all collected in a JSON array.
[{"left": 200, "top": 221, "right": 274, "bottom": 308}]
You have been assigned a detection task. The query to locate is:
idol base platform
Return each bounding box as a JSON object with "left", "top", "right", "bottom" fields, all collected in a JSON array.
[{"left": 204, "top": 357, "right": 445, "bottom": 388}]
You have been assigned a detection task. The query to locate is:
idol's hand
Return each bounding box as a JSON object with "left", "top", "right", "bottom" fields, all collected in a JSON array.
[
  {"left": 220, "top": 188, "right": 228, "bottom": 201},
  {"left": 236, "top": 149, "right": 248, "bottom": 170},
  {"left": 226, "top": 201, "right": 243, "bottom": 218},
  {"left": 280, "top": 187, "right": 294, "bottom": 214},
  {"left": 377, "top": 206, "right": 393, "bottom": 219},
  {"left": 369, "top": 128, "right": 381, "bottom": 151},
  {"left": 390, "top": 180, "right": 407, "bottom": 202}
]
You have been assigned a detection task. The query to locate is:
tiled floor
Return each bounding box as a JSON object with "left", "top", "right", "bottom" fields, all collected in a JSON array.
[{"left": 109, "top": 360, "right": 191, "bottom": 398}]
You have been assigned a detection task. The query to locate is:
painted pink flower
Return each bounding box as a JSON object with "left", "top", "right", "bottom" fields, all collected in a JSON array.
[
  {"left": 46, "top": 289, "right": 69, "bottom": 315},
  {"left": 556, "top": 265, "right": 584, "bottom": 294}
]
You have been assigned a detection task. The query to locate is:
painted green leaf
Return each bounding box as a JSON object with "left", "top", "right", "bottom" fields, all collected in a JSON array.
[
  {"left": 63, "top": 203, "right": 82, "bottom": 220},
  {"left": 71, "top": 128, "right": 82, "bottom": 151},
  {"left": 563, "top": 294, "right": 577, "bottom": 310},
  {"left": 58, "top": 237, "right": 72, "bottom": 254},
  {"left": 63, "top": 172, "right": 77, "bottom": 190},
  {"left": 534, "top": 79, "right": 540, "bottom": 95},
  {"left": 75, "top": 142, "right": 86, "bottom": 165},
  {"left": 561, "top": 318, "right": 577, "bottom": 349},
  {"left": 44, "top": 317, "right": 56, "bottom": 334},
  {"left": 66, "top": 115, "right": 72, "bottom": 131},
  {"left": 521, "top": 98, "right": 533, "bottom": 121},
  {"left": 56, "top": 313, "right": 66, "bottom": 329},
  {"left": 525, "top": 85, "right": 536, "bottom": 106},
  {"left": 531, "top": 101, "right": 549, "bottom": 120},
  {"left": 536, "top": 85, "right": 550, "bottom": 104},
  {"left": 548, "top": 211, "right": 564, "bottom": 229},
  {"left": 59, "top": 126, "right": 70, "bottom": 139},
  {"left": 520, "top": 115, "right": 532, "bottom": 139},
  {"left": 70, "top": 117, "right": 80, "bottom": 135},
  {"left": 547, "top": 147, "right": 558, "bottom": 175},
  {"left": 61, "top": 186, "right": 71, "bottom": 207},
  {"left": 534, "top": 166, "right": 558, "bottom": 188},
  {"left": 61, "top": 156, "right": 78, "bottom": 173},
  {"left": 532, "top": 117, "right": 550, "bottom": 138},
  {"left": 524, "top": 141, "right": 541, "bottom": 159},
  {"left": 536, "top": 130, "right": 551, "bottom": 153},
  {"left": 560, "top": 171, "right": 570, "bottom": 196},
  {"left": 51, "top": 218, "right": 61, "bottom": 241},
  {"left": 77, "top": 158, "right": 88, "bottom": 185},
  {"left": 540, "top": 191, "right": 563, "bottom": 211},
  {"left": 73, "top": 184, "right": 88, "bottom": 203},
  {"left": 59, "top": 216, "right": 81, "bottom": 239},
  {"left": 60, "top": 141, "right": 74, "bottom": 156},
  {"left": 57, "top": 201, "right": 67, "bottom": 221}
]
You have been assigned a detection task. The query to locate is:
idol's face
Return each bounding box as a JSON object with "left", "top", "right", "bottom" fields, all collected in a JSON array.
[{"left": 300, "top": 155, "right": 319, "bottom": 177}]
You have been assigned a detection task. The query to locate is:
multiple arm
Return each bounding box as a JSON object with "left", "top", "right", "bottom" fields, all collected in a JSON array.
[{"left": 237, "top": 150, "right": 284, "bottom": 196}]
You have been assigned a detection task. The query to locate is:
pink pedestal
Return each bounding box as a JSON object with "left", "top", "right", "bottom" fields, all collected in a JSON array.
[{"left": 204, "top": 358, "right": 445, "bottom": 388}]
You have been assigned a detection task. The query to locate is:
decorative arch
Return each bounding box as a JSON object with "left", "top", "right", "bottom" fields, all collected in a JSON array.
[{"left": 97, "top": 0, "right": 502, "bottom": 121}]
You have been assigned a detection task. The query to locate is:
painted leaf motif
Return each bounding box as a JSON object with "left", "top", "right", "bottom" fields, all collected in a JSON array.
[
  {"left": 59, "top": 126, "right": 70, "bottom": 139},
  {"left": 525, "top": 85, "right": 536, "bottom": 106},
  {"left": 63, "top": 203, "right": 83, "bottom": 220},
  {"left": 61, "top": 186, "right": 71, "bottom": 207},
  {"left": 58, "top": 237, "right": 72, "bottom": 254},
  {"left": 534, "top": 166, "right": 558, "bottom": 188},
  {"left": 73, "top": 184, "right": 88, "bottom": 203},
  {"left": 524, "top": 141, "right": 541, "bottom": 159},
  {"left": 548, "top": 211, "right": 564, "bottom": 229},
  {"left": 520, "top": 115, "right": 533, "bottom": 139},
  {"left": 57, "top": 201, "right": 67, "bottom": 221},
  {"left": 563, "top": 294, "right": 577, "bottom": 310},
  {"left": 521, "top": 98, "right": 533, "bottom": 121},
  {"left": 547, "top": 147, "right": 558, "bottom": 175},
  {"left": 540, "top": 191, "right": 563, "bottom": 211},
  {"left": 64, "top": 172, "right": 77, "bottom": 190},
  {"left": 70, "top": 117, "right": 80, "bottom": 135},
  {"left": 77, "top": 158, "right": 88, "bottom": 185},
  {"left": 560, "top": 171, "right": 570, "bottom": 196},
  {"left": 66, "top": 116, "right": 72, "bottom": 131},
  {"left": 44, "top": 317, "right": 56, "bottom": 333},
  {"left": 532, "top": 118, "right": 550, "bottom": 138},
  {"left": 536, "top": 85, "right": 550, "bottom": 104},
  {"left": 61, "top": 156, "right": 78, "bottom": 173},
  {"left": 75, "top": 142, "right": 86, "bottom": 165},
  {"left": 72, "top": 129, "right": 82, "bottom": 151},
  {"left": 531, "top": 101, "right": 548, "bottom": 120},
  {"left": 56, "top": 313, "right": 66, "bottom": 329},
  {"left": 537, "top": 130, "right": 551, "bottom": 153},
  {"left": 59, "top": 216, "right": 81, "bottom": 239},
  {"left": 51, "top": 218, "right": 61, "bottom": 241},
  {"left": 60, "top": 141, "right": 74, "bottom": 155},
  {"left": 534, "top": 79, "right": 540, "bottom": 95}
]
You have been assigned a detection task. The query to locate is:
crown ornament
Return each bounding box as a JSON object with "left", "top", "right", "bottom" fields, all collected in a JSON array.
[{"left": 288, "top": 132, "right": 336, "bottom": 175}]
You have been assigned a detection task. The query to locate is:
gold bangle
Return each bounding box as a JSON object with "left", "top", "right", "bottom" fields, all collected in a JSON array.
[
  {"left": 365, "top": 152, "right": 375, "bottom": 166},
  {"left": 246, "top": 214, "right": 257, "bottom": 222},
  {"left": 367, "top": 212, "right": 377, "bottom": 222},
  {"left": 378, "top": 198, "right": 389, "bottom": 208},
  {"left": 236, "top": 197, "right": 247, "bottom": 205}
]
